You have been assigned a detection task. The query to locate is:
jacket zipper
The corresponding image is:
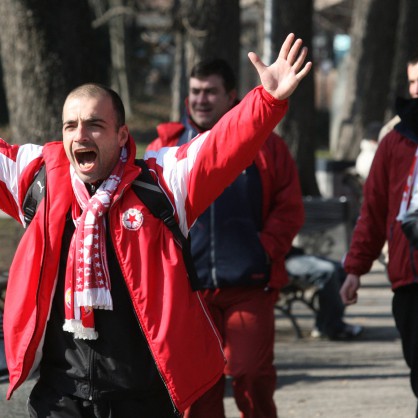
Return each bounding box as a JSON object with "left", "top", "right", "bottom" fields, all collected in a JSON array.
[
  {"left": 109, "top": 187, "right": 180, "bottom": 415},
  {"left": 87, "top": 345, "right": 95, "bottom": 401},
  {"left": 110, "top": 180, "right": 225, "bottom": 414},
  {"left": 132, "top": 303, "right": 181, "bottom": 416},
  {"left": 195, "top": 291, "right": 225, "bottom": 356}
]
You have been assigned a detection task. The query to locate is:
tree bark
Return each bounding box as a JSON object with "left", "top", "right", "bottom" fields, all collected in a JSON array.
[
  {"left": 0, "top": 64, "right": 8, "bottom": 125},
  {"left": 0, "top": 0, "right": 102, "bottom": 144},
  {"left": 384, "top": 0, "right": 418, "bottom": 120},
  {"left": 108, "top": 0, "right": 133, "bottom": 119},
  {"left": 170, "top": 0, "right": 187, "bottom": 121},
  {"left": 330, "top": 0, "right": 400, "bottom": 160},
  {"left": 275, "top": 0, "right": 319, "bottom": 196},
  {"left": 171, "top": 0, "right": 240, "bottom": 120},
  {"left": 171, "top": 24, "right": 188, "bottom": 121}
]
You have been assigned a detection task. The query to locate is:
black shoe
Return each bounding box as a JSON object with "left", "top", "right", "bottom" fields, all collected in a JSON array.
[{"left": 330, "top": 324, "right": 363, "bottom": 341}]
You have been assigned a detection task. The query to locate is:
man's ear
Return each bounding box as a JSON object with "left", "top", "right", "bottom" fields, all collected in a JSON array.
[{"left": 118, "top": 124, "right": 129, "bottom": 146}]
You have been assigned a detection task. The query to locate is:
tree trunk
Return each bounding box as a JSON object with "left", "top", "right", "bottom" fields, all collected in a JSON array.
[
  {"left": 0, "top": 64, "right": 8, "bottom": 125},
  {"left": 384, "top": 0, "right": 418, "bottom": 120},
  {"left": 108, "top": 0, "right": 132, "bottom": 119},
  {"left": 330, "top": 0, "right": 400, "bottom": 160},
  {"left": 275, "top": 0, "right": 319, "bottom": 196},
  {"left": 0, "top": 0, "right": 102, "bottom": 144},
  {"left": 170, "top": 0, "right": 188, "bottom": 121},
  {"left": 171, "top": 0, "right": 240, "bottom": 119},
  {"left": 262, "top": 0, "right": 280, "bottom": 66},
  {"left": 171, "top": 25, "right": 188, "bottom": 121}
]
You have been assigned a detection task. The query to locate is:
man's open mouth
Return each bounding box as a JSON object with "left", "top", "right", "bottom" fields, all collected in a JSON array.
[
  {"left": 74, "top": 149, "right": 97, "bottom": 170},
  {"left": 195, "top": 107, "right": 211, "bottom": 113}
]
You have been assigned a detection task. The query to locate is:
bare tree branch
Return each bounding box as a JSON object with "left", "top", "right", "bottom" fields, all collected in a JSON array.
[{"left": 91, "top": 6, "right": 137, "bottom": 28}]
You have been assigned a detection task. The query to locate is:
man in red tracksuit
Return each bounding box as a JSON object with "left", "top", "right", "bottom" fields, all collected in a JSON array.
[
  {"left": 0, "top": 35, "right": 311, "bottom": 417},
  {"left": 147, "top": 58, "right": 304, "bottom": 418}
]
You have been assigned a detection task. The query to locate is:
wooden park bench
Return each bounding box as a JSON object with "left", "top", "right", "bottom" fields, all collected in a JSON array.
[
  {"left": 276, "top": 273, "right": 322, "bottom": 339},
  {"left": 276, "top": 196, "right": 352, "bottom": 338},
  {"left": 294, "top": 196, "right": 352, "bottom": 258}
]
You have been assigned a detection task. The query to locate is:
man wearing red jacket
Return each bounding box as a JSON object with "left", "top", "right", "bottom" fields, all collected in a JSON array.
[
  {"left": 1, "top": 35, "right": 311, "bottom": 417},
  {"left": 341, "top": 56, "right": 418, "bottom": 412},
  {"left": 147, "top": 58, "right": 304, "bottom": 418}
]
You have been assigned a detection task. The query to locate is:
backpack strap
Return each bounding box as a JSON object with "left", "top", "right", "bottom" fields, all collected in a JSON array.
[
  {"left": 22, "top": 164, "right": 46, "bottom": 226},
  {"left": 22, "top": 160, "right": 201, "bottom": 290},
  {"left": 132, "top": 159, "right": 200, "bottom": 291}
]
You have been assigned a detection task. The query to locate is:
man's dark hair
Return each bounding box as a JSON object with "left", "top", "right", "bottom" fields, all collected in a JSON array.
[
  {"left": 407, "top": 51, "right": 418, "bottom": 66},
  {"left": 190, "top": 59, "right": 236, "bottom": 92},
  {"left": 65, "top": 83, "right": 126, "bottom": 129}
]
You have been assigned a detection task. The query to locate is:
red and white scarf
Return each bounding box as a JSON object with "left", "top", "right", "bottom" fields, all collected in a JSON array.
[{"left": 63, "top": 147, "right": 127, "bottom": 339}]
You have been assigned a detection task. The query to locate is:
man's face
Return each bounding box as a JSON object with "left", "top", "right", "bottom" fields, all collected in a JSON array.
[
  {"left": 408, "top": 62, "right": 418, "bottom": 98},
  {"left": 188, "top": 74, "right": 237, "bottom": 130},
  {"left": 62, "top": 94, "right": 128, "bottom": 184}
]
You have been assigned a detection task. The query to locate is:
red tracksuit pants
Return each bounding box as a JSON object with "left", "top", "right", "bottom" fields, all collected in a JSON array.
[{"left": 185, "top": 286, "right": 278, "bottom": 418}]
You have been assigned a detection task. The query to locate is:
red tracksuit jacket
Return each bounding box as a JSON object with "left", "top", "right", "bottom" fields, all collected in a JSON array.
[
  {"left": 344, "top": 129, "right": 418, "bottom": 289},
  {"left": 148, "top": 122, "right": 304, "bottom": 290}
]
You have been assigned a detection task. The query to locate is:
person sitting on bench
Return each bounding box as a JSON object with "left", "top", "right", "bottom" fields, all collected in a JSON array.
[{"left": 286, "top": 246, "right": 363, "bottom": 340}]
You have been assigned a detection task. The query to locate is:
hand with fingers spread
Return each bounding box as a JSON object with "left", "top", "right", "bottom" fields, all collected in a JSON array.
[{"left": 248, "top": 33, "right": 312, "bottom": 100}]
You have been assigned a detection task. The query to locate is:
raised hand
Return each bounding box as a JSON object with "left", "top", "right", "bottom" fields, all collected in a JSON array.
[{"left": 248, "top": 33, "right": 312, "bottom": 100}]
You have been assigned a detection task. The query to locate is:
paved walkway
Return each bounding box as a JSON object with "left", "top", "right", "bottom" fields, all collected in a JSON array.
[{"left": 1, "top": 262, "right": 416, "bottom": 417}]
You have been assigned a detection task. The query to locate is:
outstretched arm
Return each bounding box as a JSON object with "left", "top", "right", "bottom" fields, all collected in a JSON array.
[{"left": 248, "top": 33, "right": 312, "bottom": 100}]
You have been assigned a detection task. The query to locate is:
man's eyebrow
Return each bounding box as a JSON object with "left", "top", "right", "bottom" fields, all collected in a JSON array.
[
  {"left": 85, "top": 116, "right": 107, "bottom": 124},
  {"left": 63, "top": 116, "right": 107, "bottom": 125},
  {"left": 191, "top": 87, "right": 217, "bottom": 92},
  {"left": 62, "top": 118, "right": 76, "bottom": 126}
]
